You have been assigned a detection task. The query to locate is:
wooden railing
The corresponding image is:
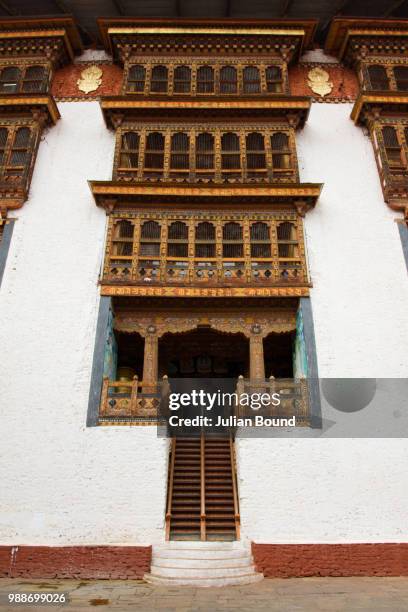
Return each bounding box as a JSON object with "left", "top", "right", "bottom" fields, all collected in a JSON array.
[
  {"left": 165, "top": 438, "right": 176, "bottom": 541},
  {"left": 99, "top": 375, "right": 169, "bottom": 420},
  {"left": 229, "top": 436, "right": 241, "bottom": 540},
  {"left": 235, "top": 375, "right": 310, "bottom": 424},
  {"left": 200, "top": 433, "right": 206, "bottom": 542}
]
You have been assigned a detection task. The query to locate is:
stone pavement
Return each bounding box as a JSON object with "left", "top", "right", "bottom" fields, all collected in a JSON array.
[{"left": 0, "top": 577, "right": 408, "bottom": 611}]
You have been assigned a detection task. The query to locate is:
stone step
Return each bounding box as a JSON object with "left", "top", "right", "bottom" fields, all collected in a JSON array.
[
  {"left": 152, "top": 556, "right": 253, "bottom": 569},
  {"left": 144, "top": 572, "right": 264, "bottom": 587},
  {"left": 153, "top": 549, "right": 251, "bottom": 560}
]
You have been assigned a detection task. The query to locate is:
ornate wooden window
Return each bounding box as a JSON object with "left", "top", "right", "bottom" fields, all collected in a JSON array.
[
  {"left": 266, "top": 66, "right": 283, "bottom": 93},
  {"left": 223, "top": 222, "right": 243, "bottom": 258},
  {"left": 367, "top": 65, "right": 389, "bottom": 90},
  {"left": 119, "top": 132, "right": 139, "bottom": 175},
  {"left": 221, "top": 132, "right": 240, "bottom": 176},
  {"left": 195, "top": 221, "right": 216, "bottom": 258},
  {"left": 170, "top": 132, "right": 189, "bottom": 176},
  {"left": 243, "top": 66, "right": 261, "bottom": 93},
  {"left": 167, "top": 221, "right": 188, "bottom": 257},
  {"left": 144, "top": 132, "right": 165, "bottom": 176},
  {"left": 394, "top": 66, "right": 408, "bottom": 91},
  {"left": 150, "top": 65, "right": 168, "bottom": 93},
  {"left": 127, "top": 65, "right": 146, "bottom": 92},
  {"left": 382, "top": 126, "right": 404, "bottom": 171},
  {"left": 0, "top": 65, "right": 47, "bottom": 93},
  {"left": 220, "top": 66, "right": 237, "bottom": 93},
  {"left": 271, "top": 132, "right": 292, "bottom": 176},
  {"left": 0, "top": 126, "right": 32, "bottom": 178},
  {"left": 174, "top": 65, "right": 191, "bottom": 93},
  {"left": 196, "top": 132, "right": 214, "bottom": 177},
  {"left": 250, "top": 222, "right": 271, "bottom": 257},
  {"left": 246, "top": 132, "right": 266, "bottom": 176},
  {"left": 103, "top": 212, "right": 307, "bottom": 287},
  {"left": 197, "top": 66, "right": 214, "bottom": 93}
]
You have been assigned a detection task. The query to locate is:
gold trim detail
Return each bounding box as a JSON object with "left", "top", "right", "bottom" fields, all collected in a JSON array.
[
  {"left": 100, "top": 285, "right": 310, "bottom": 298},
  {"left": 307, "top": 67, "right": 333, "bottom": 97},
  {"left": 77, "top": 65, "right": 103, "bottom": 94}
]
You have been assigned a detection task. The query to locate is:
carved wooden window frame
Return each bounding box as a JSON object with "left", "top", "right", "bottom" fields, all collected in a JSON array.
[
  {"left": 0, "top": 120, "right": 40, "bottom": 186},
  {"left": 371, "top": 119, "right": 408, "bottom": 194},
  {"left": 360, "top": 59, "right": 408, "bottom": 92},
  {"left": 123, "top": 57, "right": 288, "bottom": 96},
  {"left": 102, "top": 210, "right": 308, "bottom": 287},
  {"left": 0, "top": 61, "right": 50, "bottom": 94},
  {"left": 113, "top": 124, "right": 299, "bottom": 183}
]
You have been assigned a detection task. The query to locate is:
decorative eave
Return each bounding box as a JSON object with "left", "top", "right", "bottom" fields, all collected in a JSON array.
[
  {"left": 325, "top": 18, "right": 408, "bottom": 64},
  {"left": 0, "top": 182, "right": 27, "bottom": 213},
  {"left": 89, "top": 180, "right": 323, "bottom": 215},
  {"left": 0, "top": 94, "right": 60, "bottom": 126},
  {"left": 0, "top": 16, "right": 82, "bottom": 65},
  {"left": 100, "top": 96, "right": 312, "bottom": 129},
  {"left": 98, "top": 17, "right": 317, "bottom": 64},
  {"left": 351, "top": 91, "right": 408, "bottom": 126}
]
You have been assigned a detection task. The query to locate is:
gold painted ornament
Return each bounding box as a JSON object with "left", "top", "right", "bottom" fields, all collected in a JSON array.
[
  {"left": 77, "top": 65, "right": 103, "bottom": 94},
  {"left": 307, "top": 67, "right": 333, "bottom": 97}
]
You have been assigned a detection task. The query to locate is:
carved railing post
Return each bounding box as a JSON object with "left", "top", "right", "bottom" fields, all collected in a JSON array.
[
  {"left": 249, "top": 325, "right": 265, "bottom": 382},
  {"left": 142, "top": 326, "right": 159, "bottom": 393},
  {"left": 130, "top": 375, "right": 139, "bottom": 416},
  {"left": 99, "top": 376, "right": 110, "bottom": 417}
]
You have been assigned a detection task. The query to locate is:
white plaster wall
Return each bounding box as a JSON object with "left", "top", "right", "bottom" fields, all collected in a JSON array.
[
  {"left": 0, "top": 101, "right": 407, "bottom": 546},
  {"left": 0, "top": 103, "right": 168, "bottom": 545},
  {"left": 299, "top": 104, "right": 408, "bottom": 378},
  {"left": 238, "top": 104, "right": 408, "bottom": 544}
]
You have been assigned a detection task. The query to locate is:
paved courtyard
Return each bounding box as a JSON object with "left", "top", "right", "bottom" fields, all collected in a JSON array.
[{"left": 0, "top": 577, "right": 408, "bottom": 611}]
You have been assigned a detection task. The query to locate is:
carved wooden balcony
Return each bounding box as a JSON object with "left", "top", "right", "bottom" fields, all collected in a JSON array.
[
  {"left": 101, "top": 211, "right": 309, "bottom": 290},
  {"left": 99, "top": 376, "right": 166, "bottom": 423}
]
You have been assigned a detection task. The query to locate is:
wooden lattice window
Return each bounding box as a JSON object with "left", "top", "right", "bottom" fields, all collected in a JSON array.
[
  {"left": 151, "top": 65, "right": 168, "bottom": 93},
  {"left": 221, "top": 133, "right": 240, "bottom": 173},
  {"left": 246, "top": 132, "right": 266, "bottom": 173},
  {"left": 394, "top": 66, "right": 408, "bottom": 91},
  {"left": 277, "top": 222, "right": 298, "bottom": 258},
  {"left": 220, "top": 66, "right": 237, "bottom": 93},
  {"left": 0, "top": 66, "right": 21, "bottom": 93},
  {"left": 367, "top": 65, "right": 389, "bottom": 90},
  {"left": 2, "top": 127, "right": 31, "bottom": 177},
  {"left": 195, "top": 221, "right": 216, "bottom": 257},
  {"left": 243, "top": 66, "right": 261, "bottom": 93},
  {"left": 271, "top": 132, "right": 291, "bottom": 172},
  {"left": 250, "top": 222, "right": 271, "bottom": 257},
  {"left": 127, "top": 65, "right": 146, "bottom": 92},
  {"left": 174, "top": 66, "right": 191, "bottom": 93},
  {"left": 140, "top": 220, "right": 161, "bottom": 256},
  {"left": 266, "top": 66, "right": 283, "bottom": 93},
  {"left": 167, "top": 221, "right": 188, "bottom": 257},
  {"left": 144, "top": 132, "right": 165, "bottom": 174},
  {"left": 119, "top": 132, "right": 139, "bottom": 171},
  {"left": 22, "top": 66, "right": 46, "bottom": 92},
  {"left": 382, "top": 126, "right": 404, "bottom": 170},
  {"left": 223, "top": 222, "right": 243, "bottom": 257},
  {"left": 112, "top": 220, "right": 134, "bottom": 256},
  {"left": 197, "top": 66, "right": 214, "bottom": 93},
  {"left": 170, "top": 132, "right": 189, "bottom": 172},
  {"left": 196, "top": 133, "right": 214, "bottom": 174}
]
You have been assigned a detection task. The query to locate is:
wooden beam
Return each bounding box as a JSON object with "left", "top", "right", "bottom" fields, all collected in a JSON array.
[
  {"left": 0, "top": 0, "right": 16, "bottom": 15},
  {"left": 280, "top": 0, "right": 293, "bottom": 17},
  {"left": 383, "top": 0, "right": 407, "bottom": 17},
  {"left": 53, "top": 0, "right": 70, "bottom": 13},
  {"left": 112, "top": 0, "right": 125, "bottom": 15}
]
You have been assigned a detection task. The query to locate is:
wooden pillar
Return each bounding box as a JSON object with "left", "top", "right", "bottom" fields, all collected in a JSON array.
[
  {"left": 249, "top": 333, "right": 265, "bottom": 382},
  {"left": 142, "top": 327, "right": 159, "bottom": 393}
]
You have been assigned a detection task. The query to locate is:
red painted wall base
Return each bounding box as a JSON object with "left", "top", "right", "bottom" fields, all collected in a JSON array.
[
  {"left": 0, "top": 546, "right": 151, "bottom": 579},
  {"left": 252, "top": 543, "right": 408, "bottom": 578}
]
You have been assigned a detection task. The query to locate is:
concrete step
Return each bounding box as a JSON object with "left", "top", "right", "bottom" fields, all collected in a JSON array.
[
  {"left": 153, "top": 549, "right": 250, "bottom": 560},
  {"left": 144, "top": 572, "right": 264, "bottom": 587},
  {"left": 150, "top": 564, "right": 256, "bottom": 578},
  {"left": 151, "top": 557, "right": 253, "bottom": 569},
  {"left": 155, "top": 541, "right": 243, "bottom": 550}
]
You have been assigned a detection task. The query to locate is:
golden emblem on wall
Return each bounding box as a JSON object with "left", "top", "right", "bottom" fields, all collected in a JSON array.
[
  {"left": 77, "top": 65, "right": 103, "bottom": 94},
  {"left": 307, "top": 67, "right": 333, "bottom": 97}
]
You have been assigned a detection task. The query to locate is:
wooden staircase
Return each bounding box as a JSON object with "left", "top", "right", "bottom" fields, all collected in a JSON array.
[{"left": 166, "top": 436, "right": 240, "bottom": 541}]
